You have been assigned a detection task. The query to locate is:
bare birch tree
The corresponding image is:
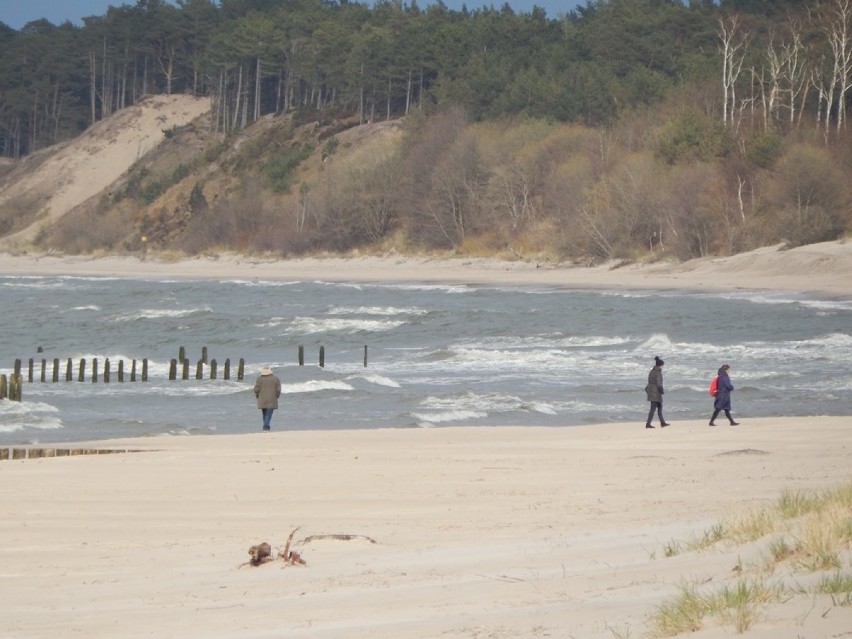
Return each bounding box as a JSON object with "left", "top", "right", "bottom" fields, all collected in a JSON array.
[
  {"left": 719, "top": 14, "right": 751, "bottom": 128},
  {"left": 811, "top": 0, "right": 852, "bottom": 132}
]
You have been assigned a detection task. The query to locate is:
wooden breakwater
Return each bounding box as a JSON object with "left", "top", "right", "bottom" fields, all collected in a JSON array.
[
  {"left": 0, "top": 447, "right": 146, "bottom": 461},
  {"left": 1, "top": 344, "right": 370, "bottom": 401}
]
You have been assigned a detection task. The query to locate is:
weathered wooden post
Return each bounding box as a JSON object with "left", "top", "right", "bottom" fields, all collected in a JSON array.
[
  {"left": 182, "top": 359, "right": 190, "bottom": 380},
  {"left": 210, "top": 359, "right": 217, "bottom": 380},
  {"left": 364, "top": 345, "right": 368, "bottom": 367},
  {"left": 179, "top": 346, "right": 186, "bottom": 363},
  {"left": 142, "top": 359, "right": 148, "bottom": 382},
  {"left": 104, "top": 358, "right": 111, "bottom": 383},
  {"left": 237, "top": 358, "right": 245, "bottom": 381},
  {"left": 298, "top": 346, "right": 304, "bottom": 366},
  {"left": 52, "top": 358, "right": 60, "bottom": 382},
  {"left": 118, "top": 360, "right": 124, "bottom": 382},
  {"left": 195, "top": 360, "right": 203, "bottom": 380},
  {"left": 224, "top": 358, "right": 231, "bottom": 380},
  {"left": 130, "top": 359, "right": 137, "bottom": 382},
  {"left": 65, "top": 358, "right": 73, "bottom": 382},
  {"left": 319, "top": 346, "right": 325, "bottom": 368},
  {"left": 0, "top": 374, "right": 6, "bottom": 399},
  {"left": 78, "top": 359, "right": 86, "bottom": 382},
  {"left": 92, "top": 358, "right": 99, "bottom": 383},
  {"left": 14, "top": 358, "right": 22, "bottom": 376},
  {"left": 202, "top": 346, "right": 208, "bottom": 364},
  {"left": 40, "top": 359, "right": 47, "bottom": 382},
  {"left": 169, "top": 359, "right": 177, "bottom": 381},
  {"left": 27, "top": 358, "right": 34, "bottom": 383},
  {"left": 9, "top": 373, "right": 22, "bottom": 401}
]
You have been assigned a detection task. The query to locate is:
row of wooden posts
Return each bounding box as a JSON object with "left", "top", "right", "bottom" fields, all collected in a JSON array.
[{"left": 0, "top": 345, "right": 369, "bottom": 402}]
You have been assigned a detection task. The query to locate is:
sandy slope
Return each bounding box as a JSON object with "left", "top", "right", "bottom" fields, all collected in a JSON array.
[{"left": 0, "top": 94, "right": 209, "bottom": 246}]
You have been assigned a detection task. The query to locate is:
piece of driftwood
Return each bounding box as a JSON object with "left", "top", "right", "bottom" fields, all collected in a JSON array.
[
  {"left": 278, "top": 527, "right": 307, "bottom": 565},
  {"left": 240, "top": 529, "right": 378, "bottom": 568},
  {"left": 247, "top": 542, "right": 272, "bottom": 566},
  {"left": 301, "top": 533, "right": 377, "bottom": 545}
]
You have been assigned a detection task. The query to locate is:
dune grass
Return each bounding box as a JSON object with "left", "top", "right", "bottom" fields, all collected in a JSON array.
[{"left": 650, "top": 480, "right": 852, "bottom": 636}]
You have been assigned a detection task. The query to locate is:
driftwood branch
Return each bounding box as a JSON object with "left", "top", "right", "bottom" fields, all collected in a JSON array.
[
  {"left": 301, "top": 534, "right": 378, "bottom": 545},
  {"left": 240, "top": 529, "right": 378, "bottom": 567},
  {"left": 278, "top": 527, "right": 306, "bottom": 565}
]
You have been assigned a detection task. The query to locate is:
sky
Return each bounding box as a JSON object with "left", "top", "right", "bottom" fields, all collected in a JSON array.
[{"left": 0, "top": 0, "right": 586, "bottom": 30}]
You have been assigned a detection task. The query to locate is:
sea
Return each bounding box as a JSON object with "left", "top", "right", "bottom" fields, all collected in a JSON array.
[{"left": 1, "top": 274, "right": 850, "bottom": 445}]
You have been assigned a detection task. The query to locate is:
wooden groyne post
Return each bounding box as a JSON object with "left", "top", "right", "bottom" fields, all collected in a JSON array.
[{"left": 0, "top": 374, "right": 23, "bottom": 401}]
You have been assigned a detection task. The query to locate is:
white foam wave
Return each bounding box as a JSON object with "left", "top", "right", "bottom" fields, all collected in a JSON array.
[
  {"left": 347, "top": 373, "right": 401, "bottom": 388},
  {"left": 411, "top": 409, "right": 488, "bottom": 424},
  {"left": 113, "top": 308, "right": 212, "bottom": 321},
  {"left": 328, "top": 306, "right": 428, "bottom": 317},
  {"left": 284, "top": 380, "right": 354, "bottom": 394},
  {"left": 635, "top": 333, "right": 673, "bottom": 353},
  {"left": 372, "top": 282, "right": 474, "bottom": 294},
  {"left": 230, "top": 279, "right": 300, "bottom": 288},
  {"left": 0, "top": 400, "right": 62, "bottom": 434},
  {"left": 288, "top": 316, "right": 405, "bottom": 334}
]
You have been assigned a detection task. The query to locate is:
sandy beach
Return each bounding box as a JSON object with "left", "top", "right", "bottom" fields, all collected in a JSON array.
[
  {"left": 0, "top": 238, "right": 850, "bottom": 299},
  {"left": 0, "top": 419, "right": 850, "bottom": 638},
  {"left": 1, "top": 244, "right": 851, "bottom": 638}
]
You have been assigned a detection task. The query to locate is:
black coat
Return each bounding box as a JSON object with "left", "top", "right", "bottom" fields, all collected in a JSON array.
[
  {"left": 645, "top": 366, "right": 664, "bottom": 403},
  {"left": 714, "top": 368, "right": 734, "bottom": 411}
]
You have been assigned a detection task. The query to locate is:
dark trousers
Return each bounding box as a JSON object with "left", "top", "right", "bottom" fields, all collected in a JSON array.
[
  {"left": 261, "top": 408, "right": 274, "bottom": 429},
  {"left": 711, "top": 408, "right": 734, "bottom": 424},
  {"left": 647, "top": 401, "right": 664, "bottom": 425}
]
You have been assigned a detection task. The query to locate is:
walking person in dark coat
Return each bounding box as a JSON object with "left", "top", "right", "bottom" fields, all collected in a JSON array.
[
  {"left": 709, "top": 364, "right": 739, "bottom": 426},
  {"left": 645, "top": 356, "right": 670, "bottom": 429},
  {"left": 253, "top": 366, "right": 282, "bottom": 431}
]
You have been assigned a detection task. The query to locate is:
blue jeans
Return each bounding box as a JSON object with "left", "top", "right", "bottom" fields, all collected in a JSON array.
[{"left": 261, "top": 408, "right": 274, "bottom": 429}]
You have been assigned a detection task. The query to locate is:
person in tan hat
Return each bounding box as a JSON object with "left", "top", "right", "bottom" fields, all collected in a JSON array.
[{"left": 253, "top": 367, "right": 282, "bottom": 431}]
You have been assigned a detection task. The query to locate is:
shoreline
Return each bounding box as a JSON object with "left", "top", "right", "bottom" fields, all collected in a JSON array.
[{"left": 0, "top": 239, "right": 851, "bottom": 299}]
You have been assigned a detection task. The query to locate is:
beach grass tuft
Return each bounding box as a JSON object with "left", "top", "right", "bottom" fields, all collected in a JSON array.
[
  {"left": 816, "top": 571, "right": 852, "bottom": 606},
  {"left": 652, "top": 480, "right": 852, "bottom": 636}
]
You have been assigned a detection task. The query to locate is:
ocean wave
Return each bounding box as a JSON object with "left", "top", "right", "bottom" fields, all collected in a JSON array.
[
  {"left": 284, "top": 380, "right": 355, "bottom": 394},
  {"left": 112, "top": 308, "right": 212, "bottom": 321},
  {"left": 411, "top": 409, "right": 488, "bottom": 425},
  {"left": 635, "top": 333, "right": 674, "bottom": 353},
  {"left": 347, "top": 373, "right": 401, "bottom": 388},
  {"left": 328, "top": 305, "right": 428, "bottom": 317},
  {"left": 0, "top": 400, "right": 63, "bottom": 434},
  {"left": 287, "top": 316, "right": 406, "bottom": 334}
]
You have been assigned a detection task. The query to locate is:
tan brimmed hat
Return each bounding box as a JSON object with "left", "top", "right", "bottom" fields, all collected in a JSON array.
[{"left": 260, "top": 367, "right": 272, "bottom": 376}]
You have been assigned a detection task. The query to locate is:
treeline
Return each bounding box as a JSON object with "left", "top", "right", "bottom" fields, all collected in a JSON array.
[
  {"left": 5, "top": 0, "right": 852, "bottom": 261},
  {"left": 4, "top": 0, "right": 849, "bottom": 158}
]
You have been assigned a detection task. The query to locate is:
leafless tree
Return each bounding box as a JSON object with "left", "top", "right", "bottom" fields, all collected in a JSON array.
[
  {"left": 810, "top": 0, "right": 852, "bottom": 132},
  {"left": 719, "top": 14, "right": 752, "bottom": 128}
]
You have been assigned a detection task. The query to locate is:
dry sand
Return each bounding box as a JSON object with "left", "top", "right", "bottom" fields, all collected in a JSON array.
[
  {"left": 0, "top": 244, "right": 851, "bottom": 638},
  {"left": 1, "top": 419, "right": 850, "bottom": 639},
  {"left": 0, "top": 237, "right": 851, "bottom": 299}
]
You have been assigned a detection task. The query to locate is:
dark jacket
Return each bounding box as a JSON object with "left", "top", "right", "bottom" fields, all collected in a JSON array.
[
  {"left": 713, "top": 368, "right": 734, "bottom": 411},
  {"left": 645, "top": 366, "right": 664, "bottom": 403},
  {"left": 254, "top": 374, "right": 282, "bottom": 409}
]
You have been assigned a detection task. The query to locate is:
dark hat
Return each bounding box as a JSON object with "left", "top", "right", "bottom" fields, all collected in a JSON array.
[
  {"left": 721, "top": 364, "right": 730, "bottom": 370},
  {"left": 655, "top": 356, "right": 664, "bottom": 366}
]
